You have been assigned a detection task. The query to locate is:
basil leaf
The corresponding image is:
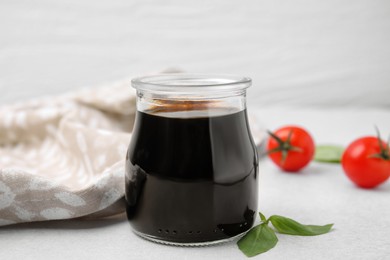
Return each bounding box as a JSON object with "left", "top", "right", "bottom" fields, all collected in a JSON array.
[
  {"left": 259, "top": 212, "right": 267, "bottom": 222},
  {"left": 314, "top": 145, "right": 344, "bottom": 163},
  {"left": 237, "top": 223, "right": 278, "bottom": 257},
  {"left": 269, "top": 215, "right": 333, "bottom": 236}
]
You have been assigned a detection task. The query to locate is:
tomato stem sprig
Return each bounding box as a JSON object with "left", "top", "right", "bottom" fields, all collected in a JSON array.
[
  {"left": 369, "top": 127, "right": 390, "bottom": 161},
  {"left": 267, "top": 129, "right": 303, "bottom": 165}
]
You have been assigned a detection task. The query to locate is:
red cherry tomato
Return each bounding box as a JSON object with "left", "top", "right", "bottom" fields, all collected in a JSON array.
[
  {"left": 342, "top": 136, "right": 390, "bottom": 188},
  {"left": 267, "top": 126, "right": 315, "bottom": 172}
]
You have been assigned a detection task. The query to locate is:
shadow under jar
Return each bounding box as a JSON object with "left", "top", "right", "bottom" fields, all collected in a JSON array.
[{"left": 125, "top": 74, "right": 259, "bottom": 246}]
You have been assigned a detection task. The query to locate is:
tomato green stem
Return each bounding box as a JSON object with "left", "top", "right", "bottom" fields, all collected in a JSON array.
[
  {"left": 368, "top": 127, "right": 389, "bottom": 161},
  {"left": 267, "top": 129, "right": 303, "bottom": 165}
]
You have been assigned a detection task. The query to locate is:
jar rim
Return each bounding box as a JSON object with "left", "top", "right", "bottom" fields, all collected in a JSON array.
[{"left": 131, "top": 74, "right": 251, "bottom": 94}]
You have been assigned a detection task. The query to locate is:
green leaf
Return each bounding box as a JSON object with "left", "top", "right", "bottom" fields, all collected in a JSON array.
[
  {"left": 269, "top": 215, "right": 333, "bottom": 236},
  {"left": 237, "top": 223, "right": 278, "bottom": 257},
  {"left": 259, "top": 212, "right": 267, "bottom": 222},
  {"left": 314, "top": 145, "right": 344, "bottom": 163}
]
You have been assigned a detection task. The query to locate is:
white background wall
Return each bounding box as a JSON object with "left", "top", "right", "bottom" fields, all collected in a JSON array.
[{"left": 1, "top": 0, "right": 389, "bottom": 108}]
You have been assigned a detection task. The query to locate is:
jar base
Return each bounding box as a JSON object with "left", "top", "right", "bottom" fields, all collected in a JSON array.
[{"left": 132, "top": 229, "right": 247, "bottom": 247}]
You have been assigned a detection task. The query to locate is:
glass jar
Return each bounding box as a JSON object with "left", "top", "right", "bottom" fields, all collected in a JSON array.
[{"left": 125, "top": 74, "right": 259, "bottom": 246}]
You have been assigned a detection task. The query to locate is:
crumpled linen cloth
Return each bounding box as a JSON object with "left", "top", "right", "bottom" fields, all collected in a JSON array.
[
  {"left": 0, "top": 80, "right": 264, "bottom": 227},
  {"left": 0, "top": 80, "right": 136, "bottom": 226}
]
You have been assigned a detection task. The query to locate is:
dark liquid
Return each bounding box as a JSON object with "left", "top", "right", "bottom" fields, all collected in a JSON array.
[{"left": 125, "top": 109, "right": 258, "bottom": 243}]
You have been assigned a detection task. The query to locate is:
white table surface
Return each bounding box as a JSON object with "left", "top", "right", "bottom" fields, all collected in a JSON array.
[{"left": 1, "top": 107, "right": 389, "bottom": 260}]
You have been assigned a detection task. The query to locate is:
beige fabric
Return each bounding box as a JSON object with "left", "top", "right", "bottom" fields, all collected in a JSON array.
[
  {"left": 0, "top": 80, "right": 264, "bottom": 227},
  {"left": 0, "top": 81, "right": 135, "bottom": 226}
]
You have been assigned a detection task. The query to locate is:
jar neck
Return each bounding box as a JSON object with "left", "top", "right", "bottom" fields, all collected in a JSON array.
[{"left": 136, "top": 90, "right": 247, "bottom": 117}]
